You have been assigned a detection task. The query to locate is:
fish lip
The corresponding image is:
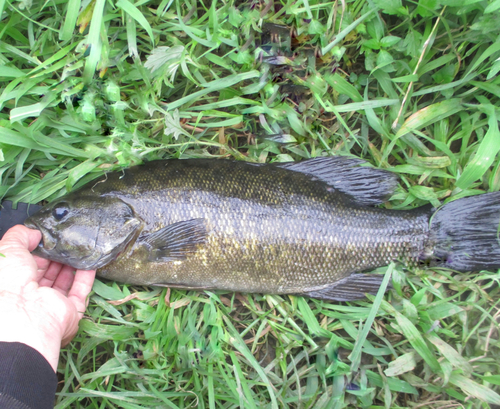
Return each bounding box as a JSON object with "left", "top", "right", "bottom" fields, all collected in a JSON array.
[{"left": 24, "top": 219, "right": 38, "bottom": 230}]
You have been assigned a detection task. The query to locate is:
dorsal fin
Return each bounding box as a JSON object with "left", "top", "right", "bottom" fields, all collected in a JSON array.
[{"left": 278, "top": 157, "right": 398, "bottom": 206}]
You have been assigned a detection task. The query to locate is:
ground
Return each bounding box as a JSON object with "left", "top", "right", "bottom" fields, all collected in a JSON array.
[{"left": 1, "top": 0, "right": 500, "bottom": 407}]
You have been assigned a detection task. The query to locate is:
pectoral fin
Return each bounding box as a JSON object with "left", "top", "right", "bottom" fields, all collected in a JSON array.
[
  {"left": 297, "top": 274, "right": 388, "bottom": 301},
  {"left": 140, "top": 218, "right": 207, "bottom": 262}
]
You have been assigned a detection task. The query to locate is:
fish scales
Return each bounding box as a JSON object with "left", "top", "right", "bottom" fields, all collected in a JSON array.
[
  {"left": 89, "top": 160, "right": 428, "bottom": 293},
  {"left": 27, "top": 157, "right": 500, "bottom": 301}
]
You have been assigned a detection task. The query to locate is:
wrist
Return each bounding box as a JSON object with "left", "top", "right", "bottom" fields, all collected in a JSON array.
[
  {"left": 0, "top": 291, "right": 61, "bottom": 372},
  {"left": 0, "top": 330, "right": 60, "bottom": 373},
  {"left": 0, "top": 341, "right": 59, "bottom": 409}
]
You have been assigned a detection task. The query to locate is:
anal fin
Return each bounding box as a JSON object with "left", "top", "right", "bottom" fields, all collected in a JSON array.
[
  {"left": 150, "top": 282, "right": 209, "bottom": 290},
  {"left": 297, "top": 274, "right": 388, "bottom": 301}
]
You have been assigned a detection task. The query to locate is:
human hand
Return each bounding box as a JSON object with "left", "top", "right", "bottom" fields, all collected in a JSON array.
[{"left": 0, "top": 225, "right": 96, "bottom": 372}]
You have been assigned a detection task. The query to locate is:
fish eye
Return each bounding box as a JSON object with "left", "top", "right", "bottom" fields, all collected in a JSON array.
[{"left": 52, "top": 205, "right": 69, "bottom": 220}]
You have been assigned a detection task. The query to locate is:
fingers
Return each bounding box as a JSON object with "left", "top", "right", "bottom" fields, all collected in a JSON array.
[
  {"left": 67, "top": 269, "right": 96, "bottom": 317},
  {"left": 38, "top": 261, "right": 95, "bottom": 299},
  {"left": 26, "top": 226, "right": 43, "bottom": 252},
  {"left": 61, "top": 270, "right": 95, "bottom": 346},
  {"left": 34, "top": 254, "right": 52, "bottom": 273},
  {"left": 48, "top": 265, "right": 76, "bottom": 296},
  {"left": 1, "top": 225, "right": 42, "bottom": 252},
  {"left": 34, "top": 255, "right": 64, "bottom": 284},
  {"left": 38, "top": 261, "right": 65, "bottom": 287},
  {"left": 61, "top": 331, "right": 78, "bottom": 347}
]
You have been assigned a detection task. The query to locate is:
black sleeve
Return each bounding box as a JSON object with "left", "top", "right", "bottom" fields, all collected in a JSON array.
[{"left": 0, "top": 342, "right": 57, "bottom": 409}]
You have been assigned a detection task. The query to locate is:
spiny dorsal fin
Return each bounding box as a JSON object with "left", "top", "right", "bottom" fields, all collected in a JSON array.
[
  {"left": 140, "top": 218, "right": 207, "bottom": 262},
  {"left": 278, "top": 157, "right": 398, "bottom": 206},
  {"left": 297, "top": 273, "right": 388, "bottom": 301}
]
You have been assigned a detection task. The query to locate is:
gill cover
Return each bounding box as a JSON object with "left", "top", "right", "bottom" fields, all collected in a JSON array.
[{"left": 26, "top": 196, "right": 143, "bottom": 270}]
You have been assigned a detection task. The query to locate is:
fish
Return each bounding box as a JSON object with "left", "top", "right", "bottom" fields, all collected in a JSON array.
[{"left": 24, "top": 157, "right": 500, "bottom": 301}]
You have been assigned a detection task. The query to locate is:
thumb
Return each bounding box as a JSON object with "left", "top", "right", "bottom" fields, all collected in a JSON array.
[
  {"left": 1, "top": 225, "right": 42, "bottom": 252},
  {"left": 0, "top": 225, "right": 43, "bottom": 290}
]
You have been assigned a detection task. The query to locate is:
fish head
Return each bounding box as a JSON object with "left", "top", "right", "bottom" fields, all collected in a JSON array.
[{"left": 25, "top": 196, "right": 143, "bottom": 270}]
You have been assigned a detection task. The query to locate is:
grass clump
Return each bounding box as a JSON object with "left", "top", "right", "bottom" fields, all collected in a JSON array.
[{"left": 1, "top": 0, "right": 500, "bottom": 407}]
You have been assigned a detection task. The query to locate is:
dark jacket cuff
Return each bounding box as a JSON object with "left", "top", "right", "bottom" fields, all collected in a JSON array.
[{"left": 0, "top": 342, "right": 57, "bottom": 409}]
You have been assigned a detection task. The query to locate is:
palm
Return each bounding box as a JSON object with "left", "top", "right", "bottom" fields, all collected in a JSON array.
[{"left": 0, "top": 226, "right": 95, "bottom": 371}]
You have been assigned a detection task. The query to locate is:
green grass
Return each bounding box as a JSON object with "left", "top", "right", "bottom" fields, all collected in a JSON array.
[{"left": 1, "top": 0, "right": 500, "bottom": 407}]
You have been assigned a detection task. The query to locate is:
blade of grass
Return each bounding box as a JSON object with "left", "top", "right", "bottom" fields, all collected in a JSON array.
[
  {"left": 322, "top": 8, "right": 377, "bottom": 55},
  {"left": 456, "top": 103, "right": 500, "bottom": 189},
  {"left": 165, "top": 71, "right": 260, "bottom": 110},
  {"left": 59, "top": 0, "right": 81, "bottom": 42},
  {"left": 394, "top": 99, "right": 463, "bottom": 139},
  {"left": 125, "top": 12, "right": 139, "bottom": 59},
  {"left": 223, "top": 315, "right": 279, "bottom": 409},
  {"left": 349, "top": 264, "right": 394, "bottom": 372},
  {"left": 116, "top": 0, "right": 154, "bottom": 46},
  {"left": 83, "top": 0, "right": 106, "bottom": 82},
  {"left": 449, "top": 372, "right": 500, "bottom": 405},
  {"left": 0, "top": 127, "right": 91, "bottom": 157},
  {"left": 323, "top": 98, "right": 399, "bottom": 113},
  {"left": 382, "top": 300, "right": 442, "bottom": 374}
]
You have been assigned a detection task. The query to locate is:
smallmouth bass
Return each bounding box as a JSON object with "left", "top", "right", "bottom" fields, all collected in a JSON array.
[{"left": 25, "top": 157, "right": 500, "bottom": 301}]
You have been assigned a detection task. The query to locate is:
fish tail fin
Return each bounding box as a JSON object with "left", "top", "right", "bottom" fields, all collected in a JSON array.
[{"left": 430, "top": 192, "right": 500, "bottom": 271}]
